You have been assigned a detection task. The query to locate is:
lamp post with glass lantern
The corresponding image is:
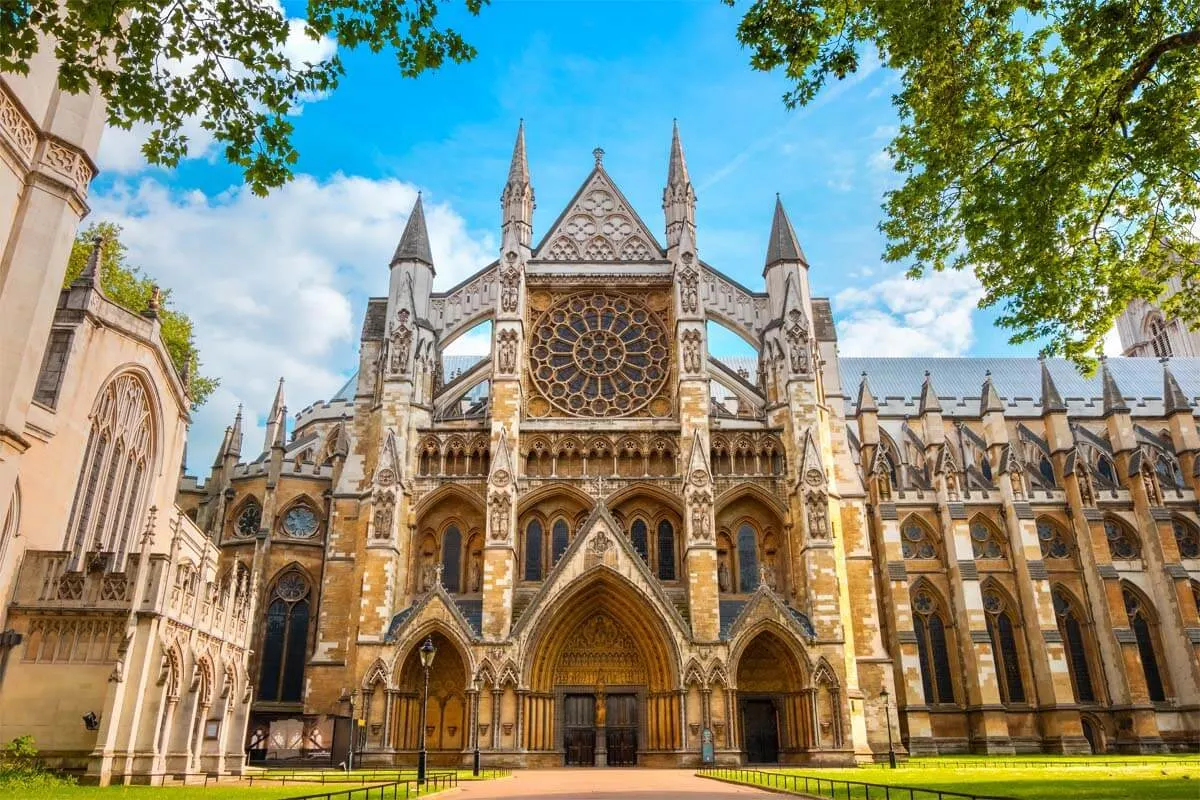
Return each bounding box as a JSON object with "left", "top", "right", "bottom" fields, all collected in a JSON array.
[
  {"left": 417, "top": 637, "right": 437, "bottom": 785},
  {"left": 881, "top": 687, "right": 896, "bottom": 768},
  {"left": 471, "top": 675, "right": 482, "bottom": 776}
]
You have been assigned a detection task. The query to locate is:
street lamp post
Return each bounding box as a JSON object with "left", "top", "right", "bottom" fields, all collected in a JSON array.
[
  {"left": 339, "top": 688, "right": 359, "bottom": 771},
  {"left": 881, "top": 687, "right": 896, "bottom": 769},
  {"left": 471, "top": 676, "right": 482, "bottom": 777},
  {"left": 417, "top": 637, "right": 437, "bottom": 785}
]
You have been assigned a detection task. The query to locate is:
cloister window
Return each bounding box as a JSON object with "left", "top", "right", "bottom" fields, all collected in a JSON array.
[
  {"left": 970, "top": 518, "right": 1006, "bottom": 560},
  {"left": 1036, "top": 518, "right": 1072, "bottom": 560},
  {"left": 551, "top": 519, "right": 570, "bottom": 566},
  {"left": 259, "top": 571, "right": 310, "bottom": 703},
  {"left": 983, "top": 587, "right": 1026, "bottom": 704},
  {"left": 1123, "top": 587, "right": 1166, "bottom": 702},
  {"left": 630, "top": 519, "right": 649, "bottom": 563},
  {"left": 1053, "top": 589, "right": 1096, "bottom": 703},
  {"left": 65, "top": 373, "right": 154, "bottom": 567},
  {"left": 657, "top": 520, "right": 676, "bottom": 581},
  {"left": 911, "top": 587, "right": 956, "bottom": 705},
  {"left": 442, "top": 525, "right": 462, "bottom": 592},
  {"left": 1104, "top": 518, "right": 1141, "bottom": 560},
  {"left": 901, "top": 518, "right": 938, "bottom": 560},
  {"left": 523, "top": 520, "right": 543, "bottom": 581},
  {"left": 737, "top": 523, "right": 759, "bottom": 593},
  {"left": 1174, "top": 518, "right": 1200, "bottom": 559}
]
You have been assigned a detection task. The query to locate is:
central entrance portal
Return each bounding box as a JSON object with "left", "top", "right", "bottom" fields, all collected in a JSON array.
[{"left": 562, "top": 692, "right": 638, "bottom": 766}]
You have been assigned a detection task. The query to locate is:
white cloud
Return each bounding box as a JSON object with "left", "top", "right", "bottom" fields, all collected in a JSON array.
[
  {"left": 835, "top": 269, "right": 985, "bottom": 357},
  {"left": 1101, "top": 326, "right": 1124, "bottom": 357},
  {"left": 96, "top": 8, "right": 336, "bottom": 175},
  {"left": 89, "top": 173, "right": 494, "bottom": 472}
]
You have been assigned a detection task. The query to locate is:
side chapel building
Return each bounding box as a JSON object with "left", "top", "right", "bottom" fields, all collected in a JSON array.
[{"left": 174, "top": 125, "right": 1200, "bottom": 766}]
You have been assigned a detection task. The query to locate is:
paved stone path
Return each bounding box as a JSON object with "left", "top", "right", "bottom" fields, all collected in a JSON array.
[{"left": 455, "top": 769, "right": 780, "bottom": 799}]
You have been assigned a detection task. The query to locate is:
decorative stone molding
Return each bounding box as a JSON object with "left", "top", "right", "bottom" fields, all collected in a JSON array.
[
  {"left": 0, "top": 82, "right": 37, "bottom": 161},
  {"left": 0, "top": 81, "right": 95, "bottom": 202}
]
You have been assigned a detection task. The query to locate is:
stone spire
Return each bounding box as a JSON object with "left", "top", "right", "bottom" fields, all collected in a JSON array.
[
  {"left": 264, "top": 378, "right": 286, "bottom": 451},
  {"left": 663, "top": 120, "right": 696, "bottom": 251},
  {"left": 1163, "top": 361, "right": 1191, "bottom": 414},
  {"left": 212, "top": 426, "right": 232, "bottom": 469},
  {"left": 228, "top": 405, "right": 244, "bottom": 459},
  {"left": 1100, "top": 358, "right": 1128, "bottom": 416},
  {"left": 980, "top": 371, "right": 1004, "bottom": 415},
  {"left": 391, "top": 193, "right": 434, "bottom": 267},
  {"left": 918, "top": 371, "right": 942, "bottom": 414},
  {"left": 73, "top": 236, "right": 104, "bottom": 291},
  {"left": 856, "top": 372, "right": 878, "bottom": 413},
  {"left": 1040, "top": 357, "right": 1066, "bottom": 412},
  {"left": 501, "top": 120, "right": 534, "bottom": 250},
  {"left": 764, "top": 195, "right": 807, "bottom": 269}
]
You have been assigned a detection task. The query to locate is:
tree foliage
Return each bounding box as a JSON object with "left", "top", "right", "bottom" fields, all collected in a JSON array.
[
  {"left": 0, "top": 0, "right": 485, "bottom": 196},
  {"left": 64, "top": 222, "right": 218, "bottom": 408},
  {"left": 732, "top": 0, "right": 1200, "bottom": 366},
  {"left": 0, "top": 735, "right": 73, "bottom": 789}
]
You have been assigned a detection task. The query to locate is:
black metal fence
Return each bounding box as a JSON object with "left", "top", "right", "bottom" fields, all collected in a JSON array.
[
  {"left": 894, "top": 757, "right": 1200, "bottom": 770},
  {"left": 697, "top": 767, "right": 1017, "bottom": 800}
]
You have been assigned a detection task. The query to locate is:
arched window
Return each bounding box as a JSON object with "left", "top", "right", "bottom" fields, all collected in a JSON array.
[
  {"left": 901, "top": 517, "right": 938, "bottom": 560},
  {"left": 737, "top": 524, "right": 759, "bottom": 593},
  {"left": 442, "top": 525, "right": 462, "bottom": 592},
  {"left": 1174, "top": 518, "right": 1200, "bottom": 559},
  {"left": 523, "top": 520, "right": 543, "bottom": 581},
  {"left": 970, "top": 517, "right": 1006, "bottom": 560},
  {"left": 259, "top": 570, "right": 310, "bottom": 703},
  {"left": 1104, "top": 517, "right": 1141, "bottom": 560},
  {"left": 1038, "top": 455, "right": 1056, "bottom": 488},
  {"left": 551, "top": 519, "right": 569, "bottom": 566},
  {"left": 1154, "top": 454, "right": 1181, "bottom": 492},
  {"left": 65, "top": 373, "right": 154, "bottom": 567},
  {"left": 657, "top": 520, "right": 675, "bottom": 581},
  {"left": 1036, "top": 517, "right": 1073, "bottom": 560},
  {"left": 911, "top": 587, "right": 956, "bottom": 704},
  {"left": 1053, "top": 588, "right": 1096, "bottom": 703},
  {"left": 1147, "top": 315, "right": 1172, "bottom": 358},
  {"left": 1095, "top": 455, "right": 1116, "bottom": 487},
  {"left": 630, "top": 519, "right": 649, "bottom": 563},
  {"left": 980, "top": 456, "right": 993, "bottom": 483},
  {"left": 982, "top": 586, "right": 1026, "bottom": 704},
  {"left": 1122, "top": 587, "right": 1166, "bottom": 702}
]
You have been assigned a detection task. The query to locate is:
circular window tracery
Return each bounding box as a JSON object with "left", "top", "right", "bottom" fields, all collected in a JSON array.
[
  {"left": 235, "top": 502, "right": 261, "bottom": 537},
  {"left": 530, "top": 292, "right": 669, "bottom": 417},
  {"left": 282, "top": 505, "right": 319, "bottom": 538}
]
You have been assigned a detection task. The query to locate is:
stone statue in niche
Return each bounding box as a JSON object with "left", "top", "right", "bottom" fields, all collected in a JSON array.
[
  {"left": 681, "top": 329, "right": 702, "bottom": 373},
  {"left": 679, "top": 261, "right": 699, "bottom": 314},
  {"left": 1141, "top": 466, "right": 1161, "bottom": 505},
  {"left": 689, "top": 494, "right": 712, "bottom": 541},
  {"left": 468, "top": 550, "right": 482, "bottom": 593},
  {"left": 785, "top": 309, "right": 810, "bottom": 374},
  {"left": 389, "top": 309, "right": 413, "bottom": 374},
  {"left": 497, "top": 329, "right": 518, "bottom": 374},
  {"left": 717, "top": 555, "right": 731, "bottom": 593},
  {"left": 499, "top": 256, "right": 521, "bottom": 313},
  {"left": 488, "top": 492, "right": 511, "bottom": 542},
  {"left": 372, "top": 494, "right": 394, "bottom": 539},
  {"left": 759, "top": 558, "right": 777, "bottom": 591},
  {"left": 1076, "top": 467, "right": 1095, "bottom": 506},
  {"left": 1009, "top": 462, "right": 1025, "bottom": 500},
  {"left": 806, "top": 493, "right": 829, "bottom": 539},
  {"left": 944, "top": 470, "right": 959, "bottom": 501}
]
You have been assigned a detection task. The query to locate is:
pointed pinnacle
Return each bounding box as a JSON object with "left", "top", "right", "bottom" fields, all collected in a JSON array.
[
  {"left": 980, "top": 370, "right": 1004, "bottom": 414},
  {"left": 1163, "top": 361, "right": 1191, "bottom": 414},
  {"left": 269, "top": 377, "right": 286, "bottom": 418},
  {"left": 228, "top": 404, "right": 244, "bottom": 457},
  {"left": 1040, "top": 357, "right": 1066, "bottom": 412},
  {"left": 1100, "top": 358, "right": 1128, "bottom": 415},
  {"left": 667, "top": 119, "right": 690, "bottom": 187},
  {"left": 507, "top": 119, "right": 529, "bottom": 185},
  {"left": 919, "top": 371, "right": 942, "bottom": 414},
  {"left": 857, "top": 372, "right": 878, "bottom": 413},
  {"left": 74, "top": 235, "right": 104, "bottom": 290},
  {"left": 764, "top": 196, "right": 807, "bottom": 268},
  {"left": 391, "top": 193, "right": 434, "bottom": 266}
]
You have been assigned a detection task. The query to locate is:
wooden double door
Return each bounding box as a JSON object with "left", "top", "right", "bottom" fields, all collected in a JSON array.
[
  {"left": 741, "top": 698, "right": 780, "bottom": 764},
  {"left": 562, "top": 693, "right": 638, "bottom": 766}
]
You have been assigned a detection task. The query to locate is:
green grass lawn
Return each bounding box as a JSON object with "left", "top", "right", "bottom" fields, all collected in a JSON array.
[{"left": 703, "top": 758, "right": 1200, "bottom": 800}]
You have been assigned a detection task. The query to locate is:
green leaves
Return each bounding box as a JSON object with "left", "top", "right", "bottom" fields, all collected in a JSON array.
[
  {"left": 1, "top": 1, "right": 485, "bottom": 196},
  {"left": 64, "top": 222, "right": 219, "bottom": 409},
  {"left": 733, "top": 0, "right": 1200, "bottom": 369}
]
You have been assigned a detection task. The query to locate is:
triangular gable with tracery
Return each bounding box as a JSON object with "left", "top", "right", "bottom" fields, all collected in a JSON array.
[{"left": 532, "top": 162, "right": 665, "bottom": 262}]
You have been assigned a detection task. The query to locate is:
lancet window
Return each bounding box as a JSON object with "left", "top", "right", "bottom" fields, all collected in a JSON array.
[
  {"left": 523, "top": 520, "right": 543, "bottom": 581},
  {"left": 911, "top": 586, "right": 956, "bottom": 705},
  {"left": 1104, "top": 517, "right": 1141, "bottom": 560},
  {"left": 259, "top": 570, "right": 311, "bottom": 703},
  {"left": 1147, "top": 314, "right": 1172, "bottom": 358},
  {"left": 1122, "top": 586, "right": 1166, "bottom": 702},
  {"left": 657, "top": 520, "right": 676, "bottom": 580},
  {"left": 982, "top": 586, "right": 1026, "bottom": 704},
  {"left": 442, "top": 525, "right": 462, "bottom": 592},
  {"left": 65, "top": 372, "right": 155, "bottom": 568},
  {"left": 1053, "top": 588, "right": 1096, "bottom": 703},
  {"left": 551, "top": 519, "right": 570, "bottom": 566},
  {"left": 737, "top": 523, "right": 759, "bottom": 593},
  {"left": 630, "top": 519, "right": 649, "bottom": 563}
]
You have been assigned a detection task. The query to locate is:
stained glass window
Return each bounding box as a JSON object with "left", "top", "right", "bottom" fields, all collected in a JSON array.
[
  {"left": 1123, "top": 587, "right": 1166, "bottom": 702},
  {"left": 902, "top": 518, "right": 938, "bottom": 560},
  {"left": 442, "top": 525, "right": 462, "bottom": 593},
  {"left": 657, "top": 520, "right": 675, "bottom": 581},
  {"left": 630, "top": 519, "right": 649, "bottom": 563},
  {"left": 912, "top": 588, "right": 955, "bottom": 704},
  {"left": 1105, "top": 518, "right": 1141, "bottom": 560},
  {"left": 983, "top": 588, "right": 1025, "bottom": 704},
  {"left": 738, "top": 524, "right": 759, "bottom": 593},
  {"left": 1037, "top": 518, "right": 1072, "bottom": 559},
  {"left": 1038, "top": 456, "right": 1056, "bottom": 488},
  {"left": 970, "top": 518, "right": 1006, "bottom": 560},
  {"left": 258, "top": 572, "right": 310, "bottom": 703},
  {"left": 1053, "top": 589, "right": 1096, "bottom": 703},
  {"left": 524, "top": 520, "right": 543, "bottom": 581},
  {"left": 236, "top": 501, "right": 262, "bottom": 537},
  {"left": 551, "top": 519, "right": 569, "bottom": 565}
]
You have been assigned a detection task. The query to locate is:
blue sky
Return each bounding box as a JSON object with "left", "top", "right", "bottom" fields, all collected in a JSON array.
[{"left": 87, "top": 0, "right": 1050, "bottom": 473}]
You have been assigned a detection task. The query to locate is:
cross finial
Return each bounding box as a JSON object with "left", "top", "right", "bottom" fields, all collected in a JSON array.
[{"left": 593, "top": 147, "right": 605, "bottom": 166}]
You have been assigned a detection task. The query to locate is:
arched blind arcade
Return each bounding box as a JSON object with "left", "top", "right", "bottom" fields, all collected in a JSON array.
[{"left": 66, "top": 373, "right": 155, "bottom": 567}]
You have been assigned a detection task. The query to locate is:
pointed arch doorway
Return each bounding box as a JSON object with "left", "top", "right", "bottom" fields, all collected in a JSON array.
[{"left": 524, "top": 572, "right": 682, "bottom": 767}]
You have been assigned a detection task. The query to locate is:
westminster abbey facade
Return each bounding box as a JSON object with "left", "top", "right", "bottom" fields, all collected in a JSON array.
[{"left": 2, "top": 109, "right": 1199, "bottom": 778}]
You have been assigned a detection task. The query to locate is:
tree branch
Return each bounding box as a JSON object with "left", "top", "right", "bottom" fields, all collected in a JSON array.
[{"left": 1114, "top": 29, "right": 1200, "bottom": 111}]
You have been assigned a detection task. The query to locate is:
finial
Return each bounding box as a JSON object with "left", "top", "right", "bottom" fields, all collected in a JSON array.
[
  {"left": 145, "top": 283, "right": 162, "bottom": 317},
  {"left": 75, "top": 235, "right": 104, "bottom": 290},
  {"left": 593, "top": 147, "right": 605, "bottom": 166}
]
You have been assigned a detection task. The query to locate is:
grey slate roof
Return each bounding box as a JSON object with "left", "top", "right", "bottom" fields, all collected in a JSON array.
[
  {"left": 361, "top": 298, "right": 388, "bottom": 341},
  {"left": 764, "top": 196, "right": 807, "bottom": 267},
  {"left": 392, "top": 194, "right": 434, "bottom": 265},
  {"left": 331, "top": 374, "right": 357, "bottom": 402},
  {"left": 719, "top": 599, "right": 747, "bottom": 640},
  {"left": 841, "top": 357, "right": 1200, "bottom": 418},
  {"left": 453, "top": 598, "right": 482, "bottom": 637}
]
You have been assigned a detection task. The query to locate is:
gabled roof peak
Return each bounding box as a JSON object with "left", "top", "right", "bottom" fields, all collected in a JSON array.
[
  {"left": 764, "top": 195, "right": 807, "bottom": 268},
  {"left": 391, "top": 193, "right": 434, "bottom": 267}
]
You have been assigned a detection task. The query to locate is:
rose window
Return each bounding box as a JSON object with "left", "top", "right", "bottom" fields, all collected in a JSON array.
[{"left": 530, "top": 292, "right": 669, "bottom": 417}]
